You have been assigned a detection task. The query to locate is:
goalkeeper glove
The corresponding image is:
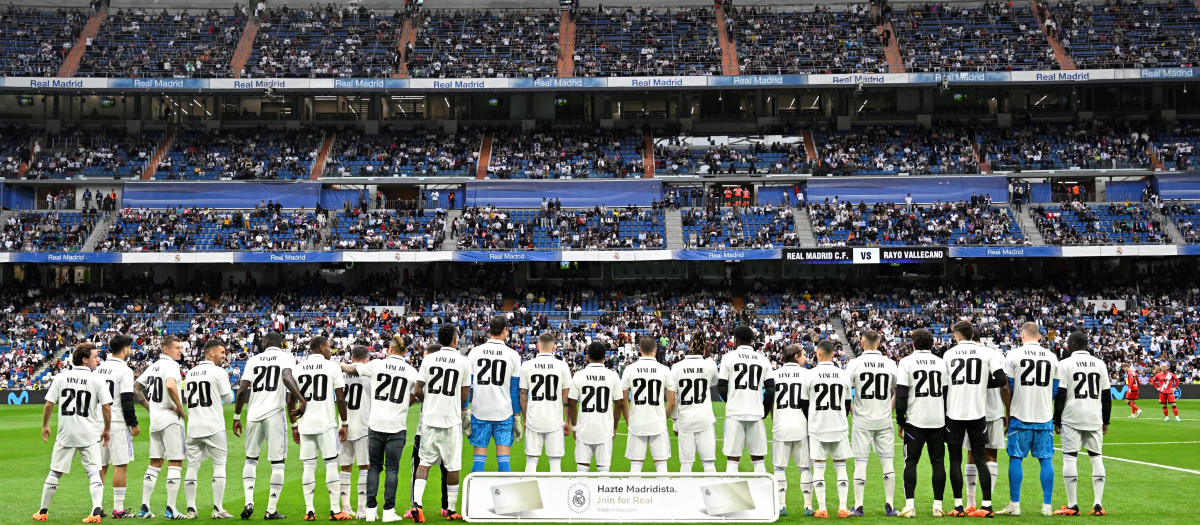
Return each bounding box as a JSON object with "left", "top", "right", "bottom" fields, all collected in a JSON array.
[
  {"left": 512, "top": 420, "right": 524, "bottom": 441},
  {"left": 461, "top": 409, "right": 472, "bottom": 437}
]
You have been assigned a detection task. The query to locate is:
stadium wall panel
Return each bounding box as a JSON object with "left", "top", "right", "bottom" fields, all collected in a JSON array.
[
  {"left": 807, "top": 176, "right": 1008, "bottom": 204},
  {"left": 122, "top": 182, "right": 322, "bottom": 208},
  {"left": 466, "top": 180, "right": 663, "bottom": 207}
]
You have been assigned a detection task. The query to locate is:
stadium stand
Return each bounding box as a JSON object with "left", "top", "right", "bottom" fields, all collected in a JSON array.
[
  {"left": 980, "top": 120, "right": 1153, "bottom": 171},
  {"left": 247, "top": 4, "right": 402, "bottom": 78},
  {"left": 77, "top": 8, "right": 243, "bottom": 78},
  {"left": 1048, "top": 0, "right": 1200, "bottom": 69},
  {"left": 155, "top": 128, "right": 321, "bottom": 180},
  {"left": 653, "top": 135, "right": 810, "bottom": 175},
  {"left": 24, "top": 127, "right": 160, "bottom": 179},
  {"left": 407, "top": 9, "right": 559, "bottom": 78},
  {"left": 1167, "top": 201, "right": 1200, "bottom": 243},
  {"left": 324, "top": 128, "right": 479, "bottom": 177},
  {"left": 1033, "top": 201, "right": 1166, "bottom": 244},
  {"left": 813, "top": 124, "right": 981, "bottom": 175},
  {"left": 1154, "top": 120, "right": 1200, "bottom": 172},
  {"left": 894, "top": 2, "right": 1058, "bottom": 72},
  {"left": 0, "top": 210, "right": 99, "bottom": 251},
  {"left": 0, "top": 6, "right": 87, "bottom": 77},
  {"left": 487, "top": 128, "right": 644, "bottom": 179},
  {"left": 681, "top": 205, "right": 798, "bottom": 248},
  {"left": 455, "top": 205, "right": 665, "bottom": 249},
  {"left": 572, "top": 7, "right": 720, "bottom": 77},
  {"left": 330, "top": 209, "right": 445, "bottom": 250},
  {"left": 809, "top": 199, "right": 1027, "bottom": 246},
  {"left": 728, "top": 5, "right": 887, "bottom": 75}
]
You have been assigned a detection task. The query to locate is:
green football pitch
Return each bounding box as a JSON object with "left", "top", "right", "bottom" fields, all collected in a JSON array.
[{"left": 3, "top": 400, "right": 1198, "bottom": 524}]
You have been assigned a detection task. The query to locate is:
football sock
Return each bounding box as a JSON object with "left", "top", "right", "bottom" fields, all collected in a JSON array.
[
  {"left": 1164, "top": 405, "right": 1169, "bottom": 416},
  {"left": 41, "top": 471, "right": 61, "bottom": 510},
  {"left": 141, "top": 466, "right": 160, "bottom": 507},
  {"left": 680, "top": 462, "right": 693, "bottom": 473},
  {"left": 165, "top": 466, "right": 181, "bottom": 511},
  {"left": 88, "top": 470, "right": 105, "bottom": 511},
  {"left": 267, "top": 463, "right": 285, "bottom": 513},
  {"left": 964, "top": 464, "right": 977, "bottom": 508},
  {"left": 726, "top": 460, "right": 739, "bottom": 473},
  {"left": 1008, "top": 457, "right": 1023, "bottom": 503},
  {"left": 242, "top": 460, "right": 257, "bottom": 506},
  {"left": 1129, "top": 402, "right": 1138, "bottom": 413},
  {"left": 835, "top": 462, "right": 849, "bottom": 511},
  {"left": 212, "top": 463, "right": 227, "bottom": 512},
  {"left": 497, "top": 455, "right": 511, "bottom": 473},
  {"left": 340, "top": 472, "right": 352, "bottom": 512},
  {"left": 185, "top": 465, "right": 200, "bottom": 510},
  {"left": 986, "top": 461, "right": 998, "bottom": 503},
  {"left": 881, "top": 457, "right": 896, "bottom": 507},
  {"left": 113, "top": 487, "right": 126, "bottom": 511},
  {"left": 472, "top": 455, "right": 486, "bottom": 473},
  {"left": 800, "top": 466, "right": 813, "bottom": 509},
  {"left": 325, "top": 460, "right": 341, "bottom": 510},
  {"left": 702, "top": 461, "right": 716, "bottom": 473},
  {"left": 752, "top": 460, "right": 766, "bottom": 473},
  {"left": 413, "top": 479, "right": 427, "bottom": 507},
  {"left": 597, "top": 465, "right": 610, "bottom": 473},
  {"left": 447, "top": 485, "right": 459, "bottom": 513},
  {"left": 1063, "top": 454, "right": 1078, "bottom": 508},
  {"left": 1089, "top": 455, "right": 1106, "bottom": 506},
  {"left": 525, "top": 458, "right": 539, "bottom": 473},
  {"left": 1174, "top": 405, "right": 1180, "bottom": 416},
  {"left": 853, "top": 459, "right": 868, "bottom": 509},
  {"left": 775, "top": 471, "right": 787, "bottom": 509},
  {"left": 1038, "top": 458, "right": 1055, "bottom": 505},
  {"left": 812, "top": 463, "right": 827, "bottom": 511},
  {"left": 654, "top": 461, "right": 668, "bottom": 473},
  {"left": 548, "top": 458, "right": 561, "bottom": 473},
  {"left": 303, "top": 460, "right": 317, "bottom": 512},
  {"left": 357, "top": 469, "right": 367, "bottom": 513}
]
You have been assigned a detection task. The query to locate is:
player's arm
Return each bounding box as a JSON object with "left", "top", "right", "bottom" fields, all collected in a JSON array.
[
  {"left": 613, "top": 397, "right": 626, "bottom": 435},
  {"left": 165, "top": 376, "right": 185, "bottom": 419},
  {"left": 120, "top": 391, "right": 139, "bottom": 428},
  {"left": 1100, "top": 387, "right": 1112, "bottom": 434},
  {"left": 232, "top": 378, "right": 251, "bottom": 436},
  {"left": 335, "top": 386, "right": 348, "bottom": 442},
  {"left": 337, "top": 363, "right": 361, "bottom": 376},
  {"left": 1052, "top": 386, "right": 1067, "bottom": 432},
  {"left": 133, "top": 381, "right": 151, "bottom": 410},
  {"left": 664, "top": 388, "right": 676, "bottom": 419},
  {"left": 716, "top": 362, "right": 729, "bottom": 402},
  {"left": 762, "top": 376, "right": 775, "bottom": 419},
  {"left": 281, "top": 367, "right": 306, "bottom": 417},
  {"left": 41, "top": 401, "right": 55, "bottom": 442},
  {"left": 100, "top": 401, "right": 112, "bottom": 447},
  {"left": 559, "top": 374, "right": 572, "bottom": 436},
  {"left": 519, "top": 386, "right": 530, "bottom": 428}
]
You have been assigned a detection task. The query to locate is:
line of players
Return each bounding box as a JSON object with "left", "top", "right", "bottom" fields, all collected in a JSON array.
[{"left": 35, "top": 317, "right": 1116, "bottom": 522}]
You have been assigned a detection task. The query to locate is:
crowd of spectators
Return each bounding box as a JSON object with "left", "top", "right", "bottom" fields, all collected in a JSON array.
[
  {"left": 407, "top": 9, "right": 559, "bottom": 78},
  {"left": 249, "top": 4, "right": 403, "bottom": 78},
  {"left": 157, "top": 128, "right": 321, "bottom": 180},
  {"left": 681, "top": 204, "right": 798, "bottom": 248},
  {"left": 1166, "top": 200, "right": 1200, "bottom": 242},
  {"left": 573, "top": 7, "right": 721, "bottom": 77},
  {"left": 25, "top": 128, "right": 160, "bottom": 180},
  {"left": 330, "top": 208, "right": 445, "bottom": 250},
  {"left": 729, "top": 5, "right": 887, "bottom": 75},
  {"left": 1044, "top": 0, "right": 1200, "bottom": 69},
  {"left": 895, "top": 2, "right": 1058, "bottom": 72},
  {"left": 487, "top": 128, "right": 644, "bottom": 179},
  {"left": 325, "top": 128, "right": 479, "bottom": 177},
  {"left": 0, "top": 210, "right": 99, "bottom": 251},
  {"left": 0, "top": 6, "right": 86, "bottom": 77},
  {"left": 981, "top": 120, "right": 1153, "bottom": 171},
  {"left": 77, "top": 8, "right": 243, "bottom": 78},
  {"left": 100, "top": 202, "right": 330, "bottom": 252},
  {"left": 810, "top": 197, "right": 1028, "bottom": 246},
  {"left": 1033, "top": 201, "right": 1167, "bottom": 244},
  {"left": 815, "top": 124, "right": 981, "bottom": 175},
  {"left": 455, "top": 204, "right": 665, "bottom": 250},
  {"left": 654, "top": 136, "right": 811, "bottom": 175}
]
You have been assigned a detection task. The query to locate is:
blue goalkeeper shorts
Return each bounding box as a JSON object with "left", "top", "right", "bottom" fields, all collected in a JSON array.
[
  {"left": 468, "top": 415, "right": 514, "bottom": 448},
  {"left": 1006, "top": 427, "right": 1054, "bottom": 459}
]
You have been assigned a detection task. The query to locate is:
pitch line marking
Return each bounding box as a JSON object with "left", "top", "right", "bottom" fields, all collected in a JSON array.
[{"left": 1098, "top": 454, "right": 1200, "bottom": 475}]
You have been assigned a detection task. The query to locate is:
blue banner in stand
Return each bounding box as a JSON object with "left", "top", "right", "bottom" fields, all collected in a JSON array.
[
  {"left": 948, "top": 246, "right": 1064, "bottom": 258},
  {"left": 908, "top": 72, "right": 1012, "bottom": 83},
  {"left": 707, "top": 75, "right": 807, "bottom": 87},
  {"left": 107, "top": 78, "right": 210, "bottom": 89},
  {"left": 453, "top": 251, "right": 563, "bottom": 263},
  {"left": 1177, "top": 245, "right": 1200, "bottom": 256},
  {"left": 674, "top": 249, "right": 781, "bottom": 261},
  {"left": 232, "top": 252, "right": 343, "bottom": 263},
  {"left": 9, "top": 252, "right": 124, "bottom": 263}
]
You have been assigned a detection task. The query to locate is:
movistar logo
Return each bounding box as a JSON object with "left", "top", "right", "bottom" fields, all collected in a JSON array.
[{"left": 7, "top": 391, "right": 29, "bottom": 405}]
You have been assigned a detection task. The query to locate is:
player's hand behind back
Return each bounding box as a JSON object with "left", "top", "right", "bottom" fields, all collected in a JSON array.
[{"left": 291, "top": 399, "right": 307, "bottom": 420}]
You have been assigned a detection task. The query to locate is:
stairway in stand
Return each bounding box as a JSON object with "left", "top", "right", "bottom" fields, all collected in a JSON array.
[
  {"left": 1031, "top": 0, "right": 1076, "bottom": 70},
  {"left": 393, "top": 17, "right": 417, "bottom": 78},
  {"left": 230, "top": 15, "right": 260, "bottom": 78},
  {"left": 874, "top": 6, "right": 905, "bottom": 73},
  {"left": 557, "top": 10, "right": 576, "bottom": 77},
  {"left": 715, "top": 8, "right": 740, "bottom": 75},
  {"left": 476, "top": 133, "right": 493, "bottom": 180},
  {"left": 310, "top": 134, "right": 335, "bottom": 179},
  {"left": 57, "top": 8, "right": 106, "bottom": 77},
  {"left": 643, "top": 132, "right": 655, "bottom": 177},
  {"left": 140, "top": 128, "right": 177, "bottom": 180}
]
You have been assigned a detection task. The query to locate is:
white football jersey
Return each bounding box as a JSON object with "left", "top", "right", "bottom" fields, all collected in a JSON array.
[
  {"left": 942, "top": 341, "right": 1003, "bottom": 421},
  {"left": 621, "top": 356, "right": 676, "bottom": 436},
  {"left": 469, "top": 340, "right": 522, "bottom": 421},
  {"left": 136, "top": 355, "right": 184, "bottom": 432},
  {"left": 1004, "top": 343, "right": 1059, "bottom": 425},
  {"left": 356, "top": 355, "right": 418, "bottom": 434},
  {"left": 670, "top": 355, "right": 717, "bottom": 432},
  {"left": 419, "top": 348, "right": 471, "bottom": 429},
  {"left": 46, "top": 366, "right": 113, "bottom": 447},
  {"left": 292, "top": 355, "right": 347, "bottom": 435},
  {"left": 846, "top": 351, "right": 897, "bottom": 430},
  {"left": 802, "top": 362, "right": 851, "bottom": 442},
  {"left": 568, "top": 363, "right": 622, "bottom": 445},
  {"left": 978, "top": 344, "right": 1007, "bottom": 420},
  {"left": 1058, "top": 351, "right": 1111, "bottom": 431},
  {"left": 95, "top": 357, "right": 135, "bottom": 429},
  {"left": 896, "top": 350, "right": 948, "bottom": 429},
  {"left": 343, "top": 372, "right": 372, "bottom": 440},
  {"left": 768, "top": 363, "right": 808, "bottom": 441},
  {"left": 183, "top": 361, "right": 234, "bottom": 438},
  {"left": 241, "top": 348, "right": 297, "bottom": 422},
  {"left": 717, "top": 345, "right": 772, "bottom": 421},
  {"left": 519, "top": 353, "right": 572, "bottom": 433}
]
